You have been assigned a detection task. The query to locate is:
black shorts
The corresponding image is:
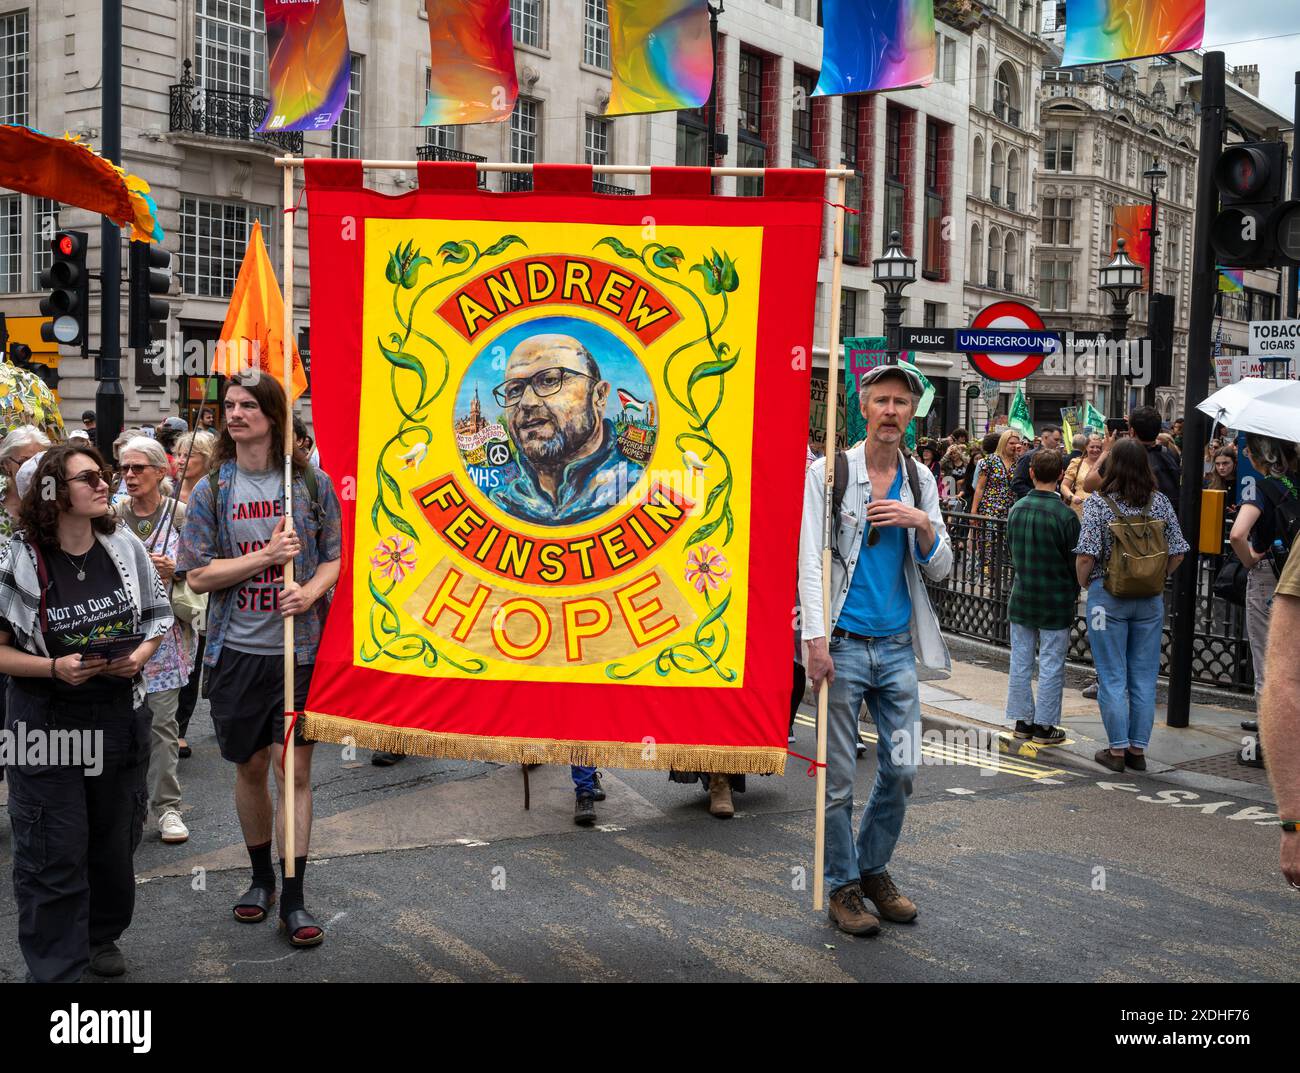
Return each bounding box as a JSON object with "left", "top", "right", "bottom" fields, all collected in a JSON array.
[{"left": 208, "top": 648, "right": 314, "bottom": 765}]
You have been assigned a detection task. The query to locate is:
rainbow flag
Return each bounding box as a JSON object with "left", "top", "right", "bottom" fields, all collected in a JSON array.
[
  {"left": 421, "top": 0, "right": 517, "bottom": 125},
  {"left": 606, "top": 0, "right": 712, "bottom": 116},
  {"left": 1218, "top": 267, "right": 1245, "bottom": 293},
  {"left": 258, "top": 0, "right": 351, "bottom": 134},
  {"left": 814, "top": 0, "right": 935, "bottom": 97},
  {"left": 1061, "top": 0, "right": 1204, "bottom": 66}
]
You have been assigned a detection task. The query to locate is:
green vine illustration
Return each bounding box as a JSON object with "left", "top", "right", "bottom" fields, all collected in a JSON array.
[
  {"left": 360, "top": 233, "right": 524, "bottom": 672},
  {"left": 595, "top": 239, "right": 742, "bottom": 683}
]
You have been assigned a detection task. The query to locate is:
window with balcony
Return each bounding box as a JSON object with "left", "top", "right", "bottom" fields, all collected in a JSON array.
[
  {"left": 986, "top": 226, "right": 1001, "bottom": 290},
  {"left": 792, "top": 68, "right": 817, "bottom": 167},
  {"left": 994, "top": 63, "right": 1020, "bottom": 127},
  {"left": 883, "top": 105, "right": 905, "bottom": 245},
  {"left": 195, "top": 0, "right": 265, "bottom": 98},
  {"left": 1038, "top": 259, "right": 1071, "bottom": 310},
  {"left": 179, "top": 198, "right": 274, "bottom": 298},
  {"left": 969, "top": 223, "right": 982, "bottom": 282},
  {"left": 972, "top": 136, "right": 985, "bottom": 198},
  {"left": 1041, "top": 196, "right": 1073, "bottom": 244},
  {"left": 1107, "top": 137, "right": 1122, "bottom": 180},
  {"left": 510, "top": 96, "right": 540, "bottom": 190},
  {"left": 737, "top": 50, "right": 766, "bottom": 197},
  {"left": 1003, "top": 233, "right": 1017, "bottom": 292},
  {"left": 1044, "top": 128, "right": 1075, "bottom": 172},
  {"left": 0, "top": 10, "right": 28, "bottom": 125},
  {"left": 975, "top": 48, "right": 988, "bottom": 111},
  {"left": 990, "top": 143, "right": 1004, "bottom": 205},
  {"left": 583, "top": 0, "right": 610, "bottom": 70},
  {"left": 511, "top": 0, "right": 544, "bottom": 48},
  {"left": 1005, "top": 148, "right": 1020, "bottom": 212},
  {"left": 331, "top": 54, "right": 363, "bottom": 158},
  {"left": 584, "top": 115, "right": 610, "bottom": 166}
]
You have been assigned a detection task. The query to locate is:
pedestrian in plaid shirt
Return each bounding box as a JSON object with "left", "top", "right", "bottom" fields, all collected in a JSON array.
[{"left": 1005, "top": 449, "right": 1079, "bottom": 745}]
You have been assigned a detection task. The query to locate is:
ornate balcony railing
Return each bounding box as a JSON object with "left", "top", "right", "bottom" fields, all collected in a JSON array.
[
  {"left": 504, "top": 172, "right": 534, "bottom": 192},
  {"left": 415, "top": 144, "right": 488, "bottom": 187},
  {"left": 593, "top": 180, "right": 636, "bottom": 195},
  {"left": 169, "top": 60, "right": 303, "bottom": 153}
]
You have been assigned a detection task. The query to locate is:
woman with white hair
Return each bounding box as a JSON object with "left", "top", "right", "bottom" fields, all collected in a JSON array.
[
  {"left": 0, "top": 425, "right": 51, "bottom": 551},
  {"left": 114, "top": 435, "right": 197, "bottom": 845},
  {"left": 174, "top": 429, "right": 217, "bottom": 503}
]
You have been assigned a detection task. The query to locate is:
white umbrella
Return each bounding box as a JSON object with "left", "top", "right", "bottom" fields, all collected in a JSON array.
[{"left": 1196, "top": 378, "right": 1300, "bottom": 442}]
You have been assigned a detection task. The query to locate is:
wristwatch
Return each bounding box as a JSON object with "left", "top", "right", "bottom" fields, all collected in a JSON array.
[{"left": 1282, "top": 821, "right": 1299, "bottom": 833}]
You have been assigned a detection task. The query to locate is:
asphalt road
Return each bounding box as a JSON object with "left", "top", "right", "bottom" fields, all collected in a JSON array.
[{"left": 0, "top": 698, "right": 1294, "bottom": 983}]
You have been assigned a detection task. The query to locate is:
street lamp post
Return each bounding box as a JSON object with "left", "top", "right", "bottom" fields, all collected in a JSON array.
[
  {"left": 1141, "top": 158, "right": 1167, "bottom": 407},
  {"left": 872, "top": 230, "right": 917, "bottom": 363},
  {"left": 1098, "top": 237, "right": 1144, "bottom": 417}
]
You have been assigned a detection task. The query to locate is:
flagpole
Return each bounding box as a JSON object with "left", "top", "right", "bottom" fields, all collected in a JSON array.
[
  {"left": 815, "top": 174, "right": 848, "bottom": 913},
  {"left": 281, "top": 156, "right": 297, "bottom": 877}
]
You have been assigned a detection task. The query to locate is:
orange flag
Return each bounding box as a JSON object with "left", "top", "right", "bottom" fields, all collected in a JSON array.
[{"left": 214, "top": 220, "right": 308, "bottom": 401}]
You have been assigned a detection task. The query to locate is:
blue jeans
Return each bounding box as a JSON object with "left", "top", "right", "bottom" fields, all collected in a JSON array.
[
  {"left": 571, "top": 766, "right": 596, "bottom": 797},
  {"left": 1007, "top": 623, "right": 1069, "bottom": 728},
  {"left": 824, "top": 631, "right": 920, "bottom": 893},
  {"left": 1085, "top": 580, "right": 1163, "bottom": 750}
]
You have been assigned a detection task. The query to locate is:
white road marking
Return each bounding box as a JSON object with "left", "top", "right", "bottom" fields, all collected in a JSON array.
[{"left": 945, "top": 787, "right": 976, "bottom": 795}]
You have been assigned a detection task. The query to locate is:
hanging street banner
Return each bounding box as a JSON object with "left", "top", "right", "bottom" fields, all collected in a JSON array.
[
  {"left": 258, "top": 0, "right": 352, "bottom": 134},
  {"left": 302, "top": 161, "right": 826, "bottom": 773},
  {"left": 606, "top": 0, "right": 713, "bottom": 116},
  {"left": 1061, "top": 0, "right": 1204, "bottom": 66},
  {"left": 814, "top": 0, "right": 935, "bottom": 96},
  {"left": 420, "top": 0, "right": 518, "bottom": 126}
]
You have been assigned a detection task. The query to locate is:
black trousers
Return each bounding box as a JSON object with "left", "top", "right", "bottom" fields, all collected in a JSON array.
[
  {"left": 5, "top": 683, "right": 149, "bottom": 983},
  {"left": 176, "top": 633, "right": 206, "bottom": 739}
]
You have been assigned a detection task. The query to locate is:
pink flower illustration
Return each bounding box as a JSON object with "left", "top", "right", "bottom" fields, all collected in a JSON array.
[
  {"left": 684, "top": 544, "right": 731, "bottom": 594},
  {"left": 371, "top": 535, "right": 417, "bottom": 584}
]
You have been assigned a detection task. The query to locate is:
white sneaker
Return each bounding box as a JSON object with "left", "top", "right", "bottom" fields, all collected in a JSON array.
[{"left": 158, "top": 810, "right": 189, "bottom": 844}]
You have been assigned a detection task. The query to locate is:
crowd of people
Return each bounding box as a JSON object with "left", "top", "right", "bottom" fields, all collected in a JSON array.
[{"left": 0, "top": 368, "right": 1294, "bottom": 977}]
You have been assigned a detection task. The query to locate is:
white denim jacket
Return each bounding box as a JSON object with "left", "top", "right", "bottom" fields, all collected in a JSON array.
[{"left": 798, "top": 444, "right": 953, "bottom": 678}]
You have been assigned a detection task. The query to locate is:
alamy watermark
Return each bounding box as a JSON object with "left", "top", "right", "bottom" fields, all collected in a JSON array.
[{"left": 0, "top": 723, "right": 103, "bottom": 775}]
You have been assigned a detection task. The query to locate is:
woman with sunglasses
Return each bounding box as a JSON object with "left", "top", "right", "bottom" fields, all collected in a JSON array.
[
  {"left": 115, "top": 436, "right": 198, "bottom": 846},
  {"left": 0, "top": 444, "right": 173, "bottom": 982}
]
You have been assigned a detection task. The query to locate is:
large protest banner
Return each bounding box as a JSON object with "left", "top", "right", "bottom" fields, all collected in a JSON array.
[{"left": 302, "top": 162, "right": 825, "bottom": 774}]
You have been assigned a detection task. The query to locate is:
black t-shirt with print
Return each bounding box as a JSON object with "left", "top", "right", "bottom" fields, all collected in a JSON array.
[{"left": 42, "top": 541, "right": 135, "bottom": 700}]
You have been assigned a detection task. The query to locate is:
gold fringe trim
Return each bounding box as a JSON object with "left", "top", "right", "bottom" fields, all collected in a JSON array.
[{"left": 303, "top": 712, "right": 789, "bottom": 776}]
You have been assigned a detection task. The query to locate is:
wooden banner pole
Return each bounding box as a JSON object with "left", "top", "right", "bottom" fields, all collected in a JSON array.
[
  {"left": 814, "top": 174, "right": 848, "bottom": 912},
  {"left": 282, "top": 157, "right": 297, "bottom": 877}
]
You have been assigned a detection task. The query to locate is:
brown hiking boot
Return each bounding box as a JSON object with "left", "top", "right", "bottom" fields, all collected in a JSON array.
[
  {"left": 708, "top": 774, "right": 734, "bottom": 818},
  {"left": 861, "top": 870, "right": 918, "bottom": 923},
  {"left": 827, "top": 884, "right": 881, "bottom": 936}
]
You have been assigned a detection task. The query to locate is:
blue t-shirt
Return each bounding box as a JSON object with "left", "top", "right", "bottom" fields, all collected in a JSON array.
[{"left": 837, "top": 469, "right": 913, "bottom": 636}]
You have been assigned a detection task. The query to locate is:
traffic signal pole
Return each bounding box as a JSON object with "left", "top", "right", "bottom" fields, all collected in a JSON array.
[
  {"left": 1168, "top": 52, "right": 1226, "bottom": 730},
  {"left": 95, "top": 0, "right": 124, "bottom": 458}
]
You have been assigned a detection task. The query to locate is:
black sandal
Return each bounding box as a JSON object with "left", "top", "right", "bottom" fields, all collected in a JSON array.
[
  {"left": 233, "top": 884, "right": 276, "bottom": 923},
  {"left": 279, "top": 908, "right": 326, "bottom": 947}
]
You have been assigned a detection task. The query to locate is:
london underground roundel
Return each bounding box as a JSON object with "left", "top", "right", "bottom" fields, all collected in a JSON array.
[{"left": 965, "top": 301, "right": 1050, "bottom": 381}]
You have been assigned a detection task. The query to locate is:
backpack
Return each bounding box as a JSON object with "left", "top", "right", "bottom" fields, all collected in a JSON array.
[
  {"left": 1100, "top": 494, "right": 1168, "bottom": 598},
  {"left": 831, "top": 450, "right": 922, "bottom": 550},
  {"left": 1258, "top": 476, "right": 1300, "bottom": 567}
]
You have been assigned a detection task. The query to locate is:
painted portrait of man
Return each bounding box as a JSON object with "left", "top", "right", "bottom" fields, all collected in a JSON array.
[{"left": 488, "top": 333, "right": 645, "bottom": 526}]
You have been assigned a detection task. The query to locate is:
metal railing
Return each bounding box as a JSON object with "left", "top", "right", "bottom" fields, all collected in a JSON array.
[
  {"left": 593, "top": 180, "right": 636, "bottom": 195},
  {"left": 926, "top": 511, "right": 1255, "bottom": 693},
  {"left": 1006, "top": 190, "right": 1018, "bottom": 211},
  {"left": 989, "top": 185, "right": 1001, "bottom": 205},
  {"left": 1003, "top": 273, "right": 1015, "bottom": 292},
  {"left": 987, "top": 269, "right": 998, "bottom": 289},
  {"left": 415, "top": 144, "right": 488, "bottom": 187},
  {"left": 169, "top": 60, "right": 303, "bottom": 153},
  {"left": 504, "top": 172, "right": 534, "bottom": 192}
]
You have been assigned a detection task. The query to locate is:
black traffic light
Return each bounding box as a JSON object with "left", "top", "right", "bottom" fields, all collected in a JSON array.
[
  {"left": 128, "top": 239, "right": 172, "bottom": 348},
  {"left": 6, "top": 342, "right": 58, "bottom": 392},
  {"left": 39, "top": 230, "right": 90, "bottom": 352},
  {"left": 1210, "top": 141, "right": 1300, "bottom": 268}
]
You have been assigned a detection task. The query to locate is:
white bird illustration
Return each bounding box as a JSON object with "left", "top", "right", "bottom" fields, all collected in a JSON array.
[
  {"left": 399, "top": 442, "right": 427, "bottom": 470},
  {"left": 682, "top": 450, "right": 708, "bottom": 472}
]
